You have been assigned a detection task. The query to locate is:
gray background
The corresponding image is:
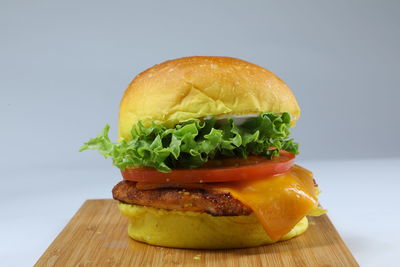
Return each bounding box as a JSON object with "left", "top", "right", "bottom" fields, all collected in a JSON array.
[{"left": 1, "top": 0, "right": 400, "bottom": 170}]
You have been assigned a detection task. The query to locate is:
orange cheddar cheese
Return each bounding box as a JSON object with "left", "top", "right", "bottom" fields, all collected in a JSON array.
[{"left": 214, "top": 165, "right": 317, "bottom": 241}]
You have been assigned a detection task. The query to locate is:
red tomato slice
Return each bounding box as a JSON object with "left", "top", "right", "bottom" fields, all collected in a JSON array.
[{"left": 121, "top": 151, "right": 295, "bottom": 183}]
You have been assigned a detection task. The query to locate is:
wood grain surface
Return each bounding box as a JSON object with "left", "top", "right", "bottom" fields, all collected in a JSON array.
[{"left": 35, "top": 199, "right": 358, "bottom": 267}]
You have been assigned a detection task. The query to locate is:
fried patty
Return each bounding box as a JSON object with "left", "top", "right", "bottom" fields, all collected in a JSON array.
[{"left": 112, "top": 180, "right": 252, "bottom": 216}]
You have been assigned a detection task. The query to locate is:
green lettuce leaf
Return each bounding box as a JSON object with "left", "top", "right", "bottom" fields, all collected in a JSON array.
[{"left": 80, "top": 112, "right": 299, "bottom": 172}]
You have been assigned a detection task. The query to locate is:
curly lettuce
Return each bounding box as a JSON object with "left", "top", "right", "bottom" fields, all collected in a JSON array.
[{"left": 80, "top": 112, "right": 299, "bottom": 172}]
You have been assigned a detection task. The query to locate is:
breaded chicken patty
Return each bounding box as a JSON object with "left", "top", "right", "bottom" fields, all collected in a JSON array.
[{"left": 112, "top": 180, "right": 252, "bottom": 216}]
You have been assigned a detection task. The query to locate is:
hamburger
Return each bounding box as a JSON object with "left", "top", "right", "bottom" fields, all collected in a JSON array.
[{"left": 81, "top": 56, "right": 326, "bottom": 249}]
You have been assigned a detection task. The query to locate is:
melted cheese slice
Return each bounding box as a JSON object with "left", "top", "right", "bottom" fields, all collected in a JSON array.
[{"left": 214, "top": 165, "right": 317, "bottom": 241}]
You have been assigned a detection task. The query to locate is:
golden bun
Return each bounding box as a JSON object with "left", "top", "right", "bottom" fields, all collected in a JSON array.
[
  {"left": 119, "top": 56, "right": 300, "bottom": 140},
  {"left": 118, "top": 202, "right": 308, "bottom": 249}
]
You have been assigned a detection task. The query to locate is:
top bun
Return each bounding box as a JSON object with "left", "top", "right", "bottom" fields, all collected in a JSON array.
[{"left": 119, "top": 56, "right": 300, "bottom": 140}]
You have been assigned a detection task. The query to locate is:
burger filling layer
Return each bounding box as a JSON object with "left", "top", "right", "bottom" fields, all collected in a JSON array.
[
  {"left": 113, "top": 165, "right": 320, "bottom": 241},
  {"left": 82, "top": 112, "right": 325, "bottom": 242}
]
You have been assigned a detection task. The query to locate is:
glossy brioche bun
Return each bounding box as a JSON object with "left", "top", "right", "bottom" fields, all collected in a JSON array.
[
  {"left": 119, "top": 56, "right": 300, "bottom": 140},
  {"left": 118, "top": 202, "right": 308, "bottom": 249}
]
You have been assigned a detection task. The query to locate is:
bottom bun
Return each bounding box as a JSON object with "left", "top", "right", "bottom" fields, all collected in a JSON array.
[{"left": 118, "top": 202, "right": 308, "bottom": 249}]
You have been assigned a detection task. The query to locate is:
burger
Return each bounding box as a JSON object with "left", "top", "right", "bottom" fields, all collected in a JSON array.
[{"left": 81, "top": 56, "right": 326, "bottom": 249}]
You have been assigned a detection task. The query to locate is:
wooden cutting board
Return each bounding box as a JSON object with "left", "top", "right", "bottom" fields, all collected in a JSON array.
[{"left": 35, "top": 199, "right": 358, "bottom": 267}]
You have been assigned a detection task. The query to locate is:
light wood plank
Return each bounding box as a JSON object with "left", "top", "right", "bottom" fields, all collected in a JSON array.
[{"left": 35, "top": 199, "right": 358, "bottom": 267}]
